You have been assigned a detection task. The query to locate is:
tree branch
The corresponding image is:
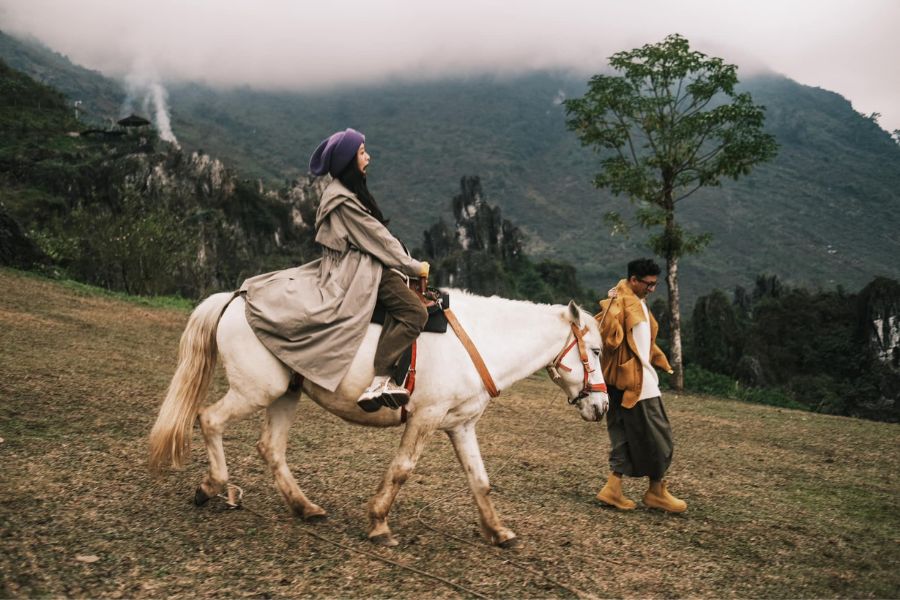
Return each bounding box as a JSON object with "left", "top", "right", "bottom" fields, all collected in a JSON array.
[{"left": 673, "top": 182, "right": 705, "bottom": 204}]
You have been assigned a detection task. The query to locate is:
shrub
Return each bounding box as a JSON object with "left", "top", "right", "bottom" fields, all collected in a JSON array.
[{"left": 681, "top": 365, "right": 804, "bottom": 410}]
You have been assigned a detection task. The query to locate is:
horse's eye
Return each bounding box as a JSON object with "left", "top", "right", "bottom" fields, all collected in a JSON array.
[{"left": 590, "top": 348, "right": 601, "bottom": 357}]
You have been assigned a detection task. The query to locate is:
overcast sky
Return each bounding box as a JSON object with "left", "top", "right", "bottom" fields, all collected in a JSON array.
[{"left": 2, "top": 0, "right": 898, "bottom": 132}]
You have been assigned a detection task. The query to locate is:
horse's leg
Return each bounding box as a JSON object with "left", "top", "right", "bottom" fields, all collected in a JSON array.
[
  {"left": 367, "top": 415, "right": 438, "bottom": 546},
  {"left": 256, "top": 393, "right": 327, "bottom": 521},
  {"left": 446, "top": 421, "right": 520, "bottom": 548},
  {"left": 194, "top": 389, "right": 264, "bottom": 505}
]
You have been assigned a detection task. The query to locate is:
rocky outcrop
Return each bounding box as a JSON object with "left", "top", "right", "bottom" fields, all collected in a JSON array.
[
  {"left": 858, "top": 277, "right": 900, "bottom": 370},
  {"left": 4, "top": 126, "right": 323, "bottom": 296},
  {"left": 854, "top": 277, "right": 900, "bottom": 421},
  {"left": 422, "top": 176, "right": 526, "bottom": 295},
  {"left": 419, "top": 176, "right": 594, "bottom": 304},
  {"left": 281, "top": 174, "right": 327, "bottom": 231}
]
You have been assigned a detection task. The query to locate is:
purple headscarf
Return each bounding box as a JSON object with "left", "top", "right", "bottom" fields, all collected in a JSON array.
[{"left": 308, "top": 128, "right": 365, "bottom": 177}]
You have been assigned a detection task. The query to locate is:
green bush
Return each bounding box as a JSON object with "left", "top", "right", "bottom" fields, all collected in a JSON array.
[
  {"left": 682, "top": 277, "right": 900, "bottom": 421},
  {"left": 681, "top": 365, "right": 805, "bottom": 410},
  {"left": 38, "top": 190, "right": 196, "bottom": 296}
]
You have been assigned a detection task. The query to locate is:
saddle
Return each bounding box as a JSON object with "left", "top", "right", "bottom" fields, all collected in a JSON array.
[{"left": 370, "top": 287, "right": 450, "bottom": 334}]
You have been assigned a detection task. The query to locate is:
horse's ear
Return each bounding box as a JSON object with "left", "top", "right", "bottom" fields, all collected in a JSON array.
[{"left": 566, "top": 300, "right": 581, "bottom": 326}]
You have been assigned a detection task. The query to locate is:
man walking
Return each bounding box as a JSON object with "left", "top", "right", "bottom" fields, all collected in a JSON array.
[{"left": 595, "top": 258, "right": 687, "bottom": 513}]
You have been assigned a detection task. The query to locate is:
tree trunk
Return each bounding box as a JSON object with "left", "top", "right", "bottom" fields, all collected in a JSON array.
[
  {"left": 666, "top": 255, "right": 684, "bottom": 390},
  {"left": 662, "top": 177, "right": 684, "bottom": 391}
]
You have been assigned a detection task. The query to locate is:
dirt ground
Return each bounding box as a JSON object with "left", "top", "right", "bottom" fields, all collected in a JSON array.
[{"left": 1, "top": 267, "right": 898, "bottom": 599}]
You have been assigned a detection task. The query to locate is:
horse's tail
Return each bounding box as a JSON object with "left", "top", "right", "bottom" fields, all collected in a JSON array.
[{"left": 148, "top": 292, "right": 234, "bottom": 475}]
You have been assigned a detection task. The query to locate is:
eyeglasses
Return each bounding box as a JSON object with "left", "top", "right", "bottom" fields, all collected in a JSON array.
[{"left": 637, "top": 279, "right": 658, "bottom": 290}]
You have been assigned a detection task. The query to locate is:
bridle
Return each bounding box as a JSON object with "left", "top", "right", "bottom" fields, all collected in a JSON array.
[{"left": 546, "top": 322, "right": 607, "bottom": 405}]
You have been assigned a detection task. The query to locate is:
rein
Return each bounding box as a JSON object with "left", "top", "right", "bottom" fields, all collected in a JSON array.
[
  {"left": 546, "top": 322, "right": 607, "bottom": 405},
  {"left": 413, "top": 274, "right": 501, "bottom": 399},
  {"left": 443, "top": 308, "right": 500, "bottom": 398}
]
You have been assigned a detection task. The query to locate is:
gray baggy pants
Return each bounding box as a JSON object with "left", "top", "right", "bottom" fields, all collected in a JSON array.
[{"left": 606, "top": 385, "right": 674, "bottom": 480}]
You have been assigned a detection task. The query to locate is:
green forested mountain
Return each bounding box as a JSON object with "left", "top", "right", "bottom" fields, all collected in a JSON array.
[
  {"left": 0, "top": 54, "right": 587, "bottom": 305},
  {"left": 0, "top": 31, "right": 122, "bottom": 127},
  {"left": 166, "top": 75, "right": 900, "bottom": 308},
  {"left": 2, "top": 30, "right": 899, "bottom": 307},
  {"left": 0, "top": 55, "right": 322, "bottom": 297},
  {"left": 683, "top": 274, "right": 900, "bottom": 422}
]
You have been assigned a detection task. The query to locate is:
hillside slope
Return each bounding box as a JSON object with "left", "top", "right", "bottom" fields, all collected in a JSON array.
[
  {"left": 1, "top": 266, "right": 898, "bottom": 598},
  {"left": 2, "top": 31, "right": 899, "bottom": 307}
]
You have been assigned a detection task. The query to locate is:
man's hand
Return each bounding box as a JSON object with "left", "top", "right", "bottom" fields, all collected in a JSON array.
[
  {"left": 419, "top": 261, "right": 430, "bottom": 277},
  {"left": 607, "top": 287, "right": 618, "bottom": 299}
]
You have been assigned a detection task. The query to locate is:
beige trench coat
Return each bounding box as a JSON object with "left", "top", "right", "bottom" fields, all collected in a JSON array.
[{"left": 239, "top": 179, "right": 424, "bottom": 391}]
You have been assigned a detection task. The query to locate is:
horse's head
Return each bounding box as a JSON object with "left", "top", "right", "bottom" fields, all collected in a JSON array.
[{"left": 546, "top": 301, "right": 609, "bottom": 422}]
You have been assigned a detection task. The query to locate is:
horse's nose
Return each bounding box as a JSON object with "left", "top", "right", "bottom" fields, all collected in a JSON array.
[{"left": 595, "top": 397, "right": 610, "bottom": 421}]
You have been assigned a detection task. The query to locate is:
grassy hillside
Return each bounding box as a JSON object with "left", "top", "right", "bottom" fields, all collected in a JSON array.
[
  {"left": 3, "top": 31, "right": 899, "bottom": 308},
  {"left": 1, "top": 266, "right": 898, "bottom": 597}
]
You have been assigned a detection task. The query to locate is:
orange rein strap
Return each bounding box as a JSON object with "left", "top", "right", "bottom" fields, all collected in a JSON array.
[
  {"left": 443, "top": 308, "right": 501, "bottom": 398},
  {"left": 550, "top": 323, "right": 589, "bottom": 372}
]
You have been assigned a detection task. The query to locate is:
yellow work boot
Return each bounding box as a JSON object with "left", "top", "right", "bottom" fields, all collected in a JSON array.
[
  {"left": 596, "top": 473, "right": 636, "bottom": 510},
  {"left": 643, "top": 480, "right": 687, "bottom": 513}
]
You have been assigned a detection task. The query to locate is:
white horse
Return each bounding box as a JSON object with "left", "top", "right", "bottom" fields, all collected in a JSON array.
[{"left": 149, "top": 290, "right": 608, "bottom": 548}]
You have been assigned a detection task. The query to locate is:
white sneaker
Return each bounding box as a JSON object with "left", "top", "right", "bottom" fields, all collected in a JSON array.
[{"left": 357, "top": 375, "right": 410, "bottom": 412}]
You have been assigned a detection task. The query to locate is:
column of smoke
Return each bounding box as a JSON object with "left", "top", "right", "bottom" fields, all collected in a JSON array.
[{"left": 121, "top": 70, "right": 180, "bottom": 148}]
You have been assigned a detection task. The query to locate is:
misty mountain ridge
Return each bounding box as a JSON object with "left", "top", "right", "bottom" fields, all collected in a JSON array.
[
  {"left": 0, "top": 55, "right": 588, "bottom": 309},
  {"left": 2, "top": 30, "right": 899, "bottom": 308}
]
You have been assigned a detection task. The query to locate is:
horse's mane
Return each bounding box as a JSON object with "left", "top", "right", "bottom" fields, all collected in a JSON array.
[
  {"left": 443, "top": 288, "right": 563, "bottom": 310},
  {"left": 442, "top": 288, "right": 597, "bottom": 330},
  {"left": 436, "top": 288, "right": 599, "bottom": 353}
]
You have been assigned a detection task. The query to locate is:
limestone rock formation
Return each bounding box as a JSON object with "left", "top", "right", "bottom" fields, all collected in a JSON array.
[{"left": 423, "top": 176, "right": 526, "bottom": 295}]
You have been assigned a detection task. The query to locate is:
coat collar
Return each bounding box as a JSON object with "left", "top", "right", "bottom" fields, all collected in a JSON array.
[
  {"left": 614, "top": 278, "right": 648, "bottom": 327},
  {"left": 316, "top": 178, "right": 366, "bottom": 230}
]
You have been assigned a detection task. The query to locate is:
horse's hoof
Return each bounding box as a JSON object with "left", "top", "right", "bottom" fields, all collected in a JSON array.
[
  {"left": 369, "top": 533, "right": 400, "bottom": 547},
  {"left": 194, "top": 486, "right": 211, "bottom": 506},
  {"left": 303, "top": 511, "right": 328, "bottom": 523},
  {"left": 290, "top": 505, "right": 327, "bottom": 522},
  {"left": 498, "top": 536, "right": 523, "bottom": 550}
]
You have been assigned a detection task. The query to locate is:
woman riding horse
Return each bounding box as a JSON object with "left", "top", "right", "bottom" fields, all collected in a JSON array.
[
  {"left": 148, "top": 132, "right": 610, "bottom": 548},
  {"left": 241, "top": 128, "right": 430, "bottom": 412}
]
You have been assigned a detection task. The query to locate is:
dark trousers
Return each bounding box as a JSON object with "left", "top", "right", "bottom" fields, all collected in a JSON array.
[
  {"left": 606, "top": 385, "right": 674, "bottom": 480},
  {"left": 374, "top": 270, "right": 428, "bottom": 376}
]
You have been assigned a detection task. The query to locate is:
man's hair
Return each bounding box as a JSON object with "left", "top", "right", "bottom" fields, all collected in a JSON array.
[{"left": 627, "top": 258, "right": 661, "bottom": 279}]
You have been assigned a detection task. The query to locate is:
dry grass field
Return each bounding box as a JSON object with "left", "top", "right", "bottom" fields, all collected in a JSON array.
[{"left": 1, "top": 267, "right": 898, "bottom": 598}]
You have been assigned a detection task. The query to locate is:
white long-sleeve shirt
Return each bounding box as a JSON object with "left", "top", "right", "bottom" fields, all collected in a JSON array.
[{"left": 633, "top": 300, "right": 662, "bottom": 400}]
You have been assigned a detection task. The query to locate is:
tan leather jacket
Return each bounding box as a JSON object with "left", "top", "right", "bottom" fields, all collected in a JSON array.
[{"left": 596, "top": 279, "right": 672, "bottom": 408}]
